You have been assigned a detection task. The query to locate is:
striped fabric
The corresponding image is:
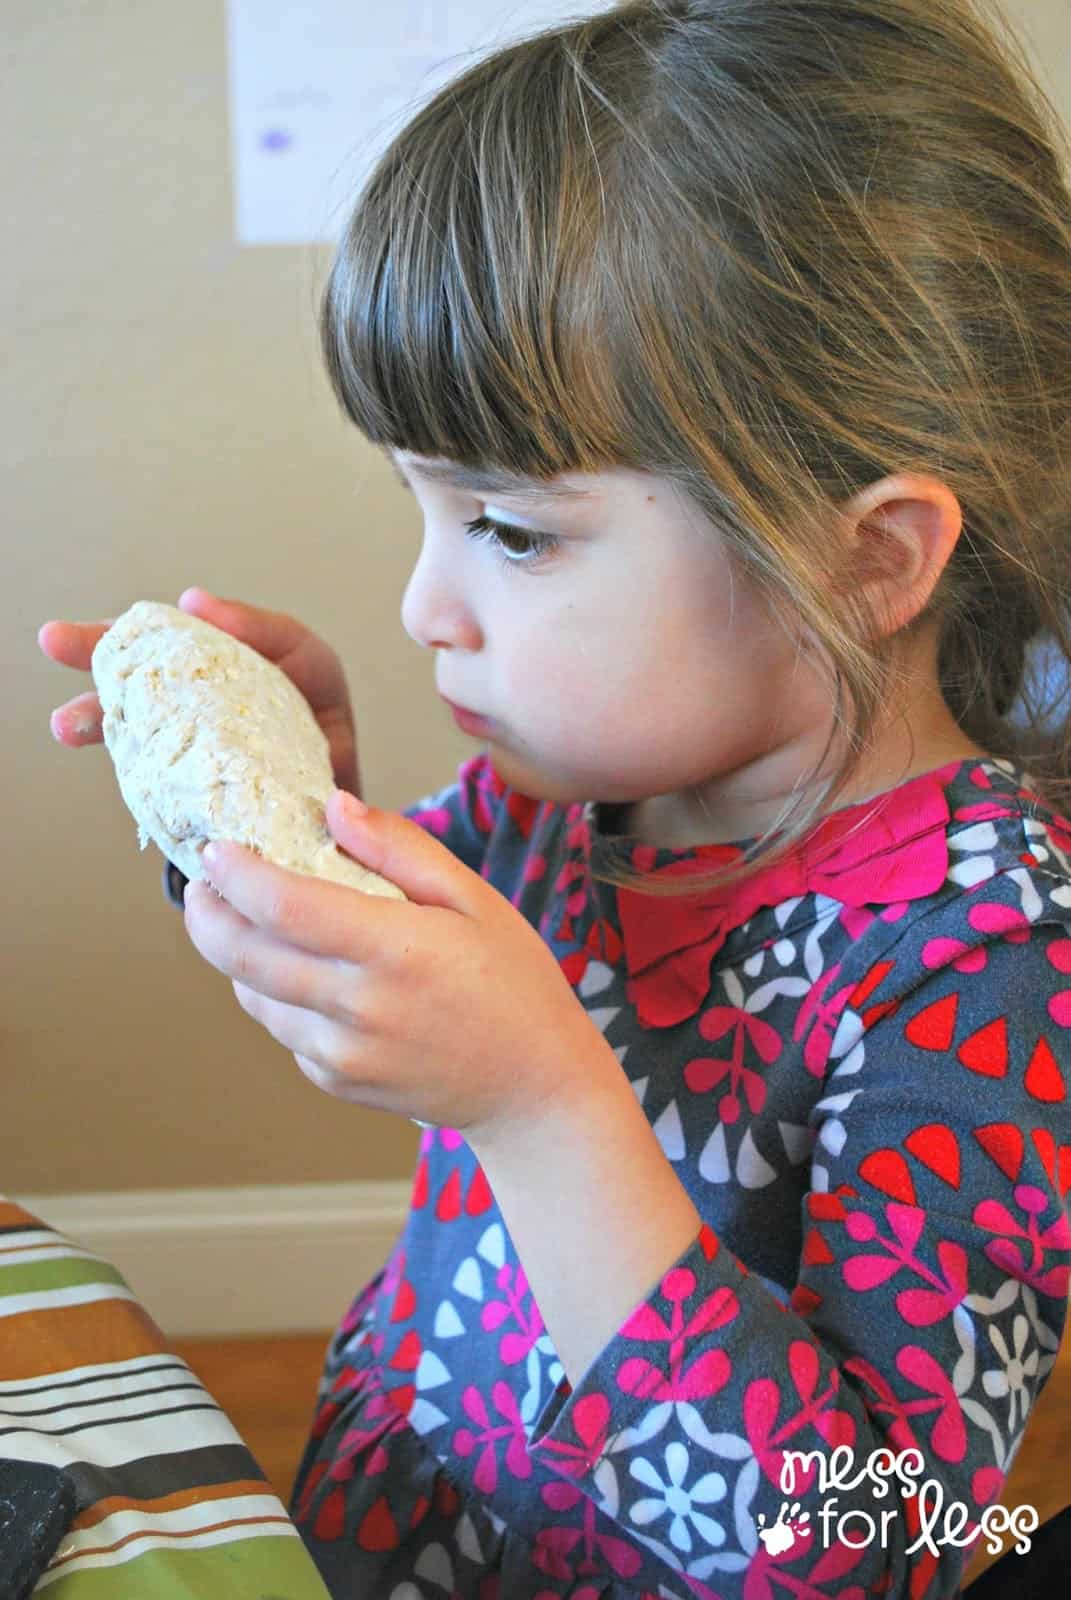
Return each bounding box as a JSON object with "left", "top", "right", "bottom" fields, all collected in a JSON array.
[{"left": 0, "top": 1197, "right": 330, "bottom": 1598}]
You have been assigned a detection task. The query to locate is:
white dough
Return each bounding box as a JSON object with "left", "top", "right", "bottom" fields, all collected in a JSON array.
[{"left": 91, "top": 600, "right": 407, "bottom": 902}]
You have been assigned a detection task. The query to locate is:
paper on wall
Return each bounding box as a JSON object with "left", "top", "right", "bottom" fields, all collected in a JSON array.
[{"left": 225, "top": 0, "right": 616, "bottom": 247}]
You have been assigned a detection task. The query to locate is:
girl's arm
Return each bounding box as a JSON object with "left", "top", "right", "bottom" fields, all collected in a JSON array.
[{"left": 470, "top": 1041, "right": 705, "bottom": 1390}]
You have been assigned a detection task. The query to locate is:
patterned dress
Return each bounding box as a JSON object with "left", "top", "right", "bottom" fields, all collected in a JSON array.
[{"left": 282, "top": 753, "right": 1071, "bottom": 1600}]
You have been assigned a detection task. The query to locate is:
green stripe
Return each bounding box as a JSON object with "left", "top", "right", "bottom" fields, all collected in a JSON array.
[
  {"left": 41, "top": 1531, "right": 332, "bottom": 1598},
  {"left": 0, "top": 1256, "right": 129, "bottom": 1296}
]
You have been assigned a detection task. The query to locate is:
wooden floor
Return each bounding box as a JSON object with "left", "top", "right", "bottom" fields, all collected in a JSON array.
[{"left": 173, "top": 1324, "right": 1071, "bottom": 1589}]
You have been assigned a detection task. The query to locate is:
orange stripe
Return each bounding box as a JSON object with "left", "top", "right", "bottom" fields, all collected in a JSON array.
[
  {"left": 0, "top": 1201, "right": 43, "bottom": 1230},
  {"left": 49, "top": 1513, "right": 296, "bottom": 1567},
  {"left": 0, "top": 1240, "right": 82, "bottom": 1258},
  {"left": 74, "top": 1480, "right": 273, "bottom": 1530},
  {"left": 0, "top": 1296, "right": 168, "bottom": 1379}
]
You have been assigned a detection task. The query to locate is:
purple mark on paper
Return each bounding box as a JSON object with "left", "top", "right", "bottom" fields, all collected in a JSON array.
[{"left": 260, "top": 128, "right": 293, "bottom": 153}]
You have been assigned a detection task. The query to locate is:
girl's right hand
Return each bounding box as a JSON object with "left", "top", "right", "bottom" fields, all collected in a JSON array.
[{"left": 37, "top": 587, "right": 363, "bottom": 799}]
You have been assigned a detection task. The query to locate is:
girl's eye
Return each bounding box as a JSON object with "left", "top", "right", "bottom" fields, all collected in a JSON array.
[{"left": 463, "top": 514, "right": 560, "bottom": 569}]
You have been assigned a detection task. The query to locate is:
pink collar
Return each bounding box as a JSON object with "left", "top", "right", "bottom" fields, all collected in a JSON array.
[{"left": 609, "top": 761, "right": 961, "bottom": 1029}]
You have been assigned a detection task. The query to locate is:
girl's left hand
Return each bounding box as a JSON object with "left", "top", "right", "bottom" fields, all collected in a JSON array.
[{"left": 183, "top": 788, "right": 613, "bottom": 1140}]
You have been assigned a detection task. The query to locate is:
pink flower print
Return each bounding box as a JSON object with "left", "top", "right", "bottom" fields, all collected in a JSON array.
[
  {"left": 454, "top": 1380, "right": 532, "bottom": 1492},
  {"left": 482, "top": 1261, "right": 545, "bottom": 1363},
  {"left": 532, "top": 1391, "right": 612, "bottom": 1479},
  {"left": 1046, "top": 938, "right": 1071, "bottom": 1028},
  {"left": 332, "top": 1390, "right": 411, "bottom": 1481},
  {"left": 975, "top": 1183, "right": 1071, "bottom": 1297},
  {"left": 896, "top": 1346, "right": 967, "bottom": 1461},
  {"left": 896, "top": 1238, "right": 969, "bottom": 1327},
  {"left": 923, "top": 895, "right": 1055, "bottom": 975},
  {"left": 628, "top": 1440, "right": 729, "bottom": 1555},
  {"left": 554, "top": 857, "right": 589, "bottom": 920},
  {"left": 745, "top": 1341, "right": 857, "bottom": 1493},
  {"left": 617, "top": 1270, "right": 740, "bottom": 1403},
  {"left": 839, "top": 905, "right": 875, "bottom": 941},
  {"left": 841, "top": 1202, "right": 969, "bottom": 1325},
  {"left": 793, "top": 964, "right": 857, "bottom": 1077},
  {"left": 533, "top": 1477, "right": 646, "bottom": 1584},
  {"left": 966, "top": 900, "right": 1031, "bottom": 942},
  {"left": 838, "top": 900, "right": 911, "bottom": 943},
  {"left": 511, "top": 847, "right": 548, "bottom": 906},
  {"left": 685, "top": 1004, "right": 783, "bottom": 1122},
  {"left": 546, "top": 844, "right": 593, "bottom": 946},
  {"left": 839, "top": 1355, "right": 927, "bottom": 1462},
  {"left": 921, "top": 936, "right": 989, "bottom": 975},
  {"left": 559, "top": 909, "right": 624, "bottom": 986},
  {"left": 747, "top": 1514, "right": 874, "bottom": 1600},
  {"left": 409, "top": 801, "right": 459, "bottom": 841}
]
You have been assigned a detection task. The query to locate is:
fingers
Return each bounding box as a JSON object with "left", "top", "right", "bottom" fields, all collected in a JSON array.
[
  {"left": 36, "top": 618, "right": 115, "bottom": 672},
  {"left": 38, "top": 620, "right": 112, "bottom": 745},
  {"left": 49, "top": 690, "right": 103, "bottom": 745},
  {"left": 176, "top": 587, "right": 309, "bottom": 666},
  {"left": 40, "top": 592, "right": 314, "bottom": 748}
]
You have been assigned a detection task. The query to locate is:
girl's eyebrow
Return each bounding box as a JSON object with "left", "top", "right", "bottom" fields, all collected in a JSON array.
[{"left": 386, "top": 449, "right": 595, "bottom": 504}]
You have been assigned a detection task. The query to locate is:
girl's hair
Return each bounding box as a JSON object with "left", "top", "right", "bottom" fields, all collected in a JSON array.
[{"left": 320, "top": 0, "right": 1071, "bottom": 900}]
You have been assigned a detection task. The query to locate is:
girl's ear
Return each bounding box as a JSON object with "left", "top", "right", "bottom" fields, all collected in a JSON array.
[{"left": 837, "top": 474, "right": 964, "bottom": 639}]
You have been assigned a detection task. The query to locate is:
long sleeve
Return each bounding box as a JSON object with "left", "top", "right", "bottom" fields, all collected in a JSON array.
[
  {"left": 162, "top": 751, "right": 509, "bottom": 907},
  {"left": 523, "top": 921, "right": 1071, "bottom": 1600}
]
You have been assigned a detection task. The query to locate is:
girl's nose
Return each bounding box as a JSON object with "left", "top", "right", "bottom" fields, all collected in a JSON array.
[{"left": 400, "top": 540, "right": 482, "bottom": 652}]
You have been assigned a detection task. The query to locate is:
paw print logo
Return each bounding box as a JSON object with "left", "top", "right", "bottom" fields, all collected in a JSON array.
[{"left": 757, "top": 1501, "right": 811, "bottom": 1555}]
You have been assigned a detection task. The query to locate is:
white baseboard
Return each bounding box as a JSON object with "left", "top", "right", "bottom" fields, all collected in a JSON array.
[{"left": 14, "top": 1181, "right": 412, "bottom": 1338}]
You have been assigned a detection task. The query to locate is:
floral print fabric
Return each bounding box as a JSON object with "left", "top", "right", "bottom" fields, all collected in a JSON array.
[{"left": 290, "top": 754, "right": 1071, "bottom": 1599}]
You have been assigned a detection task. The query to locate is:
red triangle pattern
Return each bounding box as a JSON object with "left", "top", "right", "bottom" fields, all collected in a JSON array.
[
  {"left": 903, "top": 1124, "right": 961, "bottom": 1191},
  {"left": 314, "top": 1483, "right": 346, "bottom": 1541},
  {"left": 466, "top": 1164, "right": 494, "bottom": 1215},
  {"left": 386, "top": 1382, "right": 416, "bottom": 1418},
  {"left": 850, "top": 960, "right": 895, "bottom": 1012},
  {"left": 1024, "top": 1036, "right": 1067, "bottom": 1103},
  {"left": 357, "top": 1493, "right": 401, "bottom": 1552},
  {"left": 904, "top": 993, "right": 958, "bottom": 1050},
  {"left": 436, "top": 1169, "right": 462, "bottom": 1222},
  {"left": 389, "top": 1330, "right": 421, "bottom": 1372},
  {"left": 858, "top": 1148, "right": 917, "bottom": 1204},
  {"left": 806, "top": 1192, "right": 849, "bottom": 1222},
  {"left": 390, "top": 1275, "right": 417, "bottom": 1324},
  {"left": 802, "top": 1226, "right": 835, "bottom": 1266},
  {"left": 790, "top": 1283, "right": 823, "bottom": 1314},
  {"left": 1032, "top": 1127, "right": 1057, "bottom": 1189},
  {"left": 974, "top": 1123, "right": 1024, "bottom": 1183},
  {"left": 957, "top": 1017, "right": 1008, "bottom": 1078},
  {"left": 1059, "top": 1143, "right": 1071, "bottom": 1200}
]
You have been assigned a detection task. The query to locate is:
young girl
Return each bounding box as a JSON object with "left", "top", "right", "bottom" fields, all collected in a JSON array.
[{"left": 41, "top": 0, "right": 1071, "bottom": 1596}]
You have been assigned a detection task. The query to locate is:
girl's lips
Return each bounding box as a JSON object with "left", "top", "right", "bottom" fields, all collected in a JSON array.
[{"left": 441, "top": 697, "right": 493, "bottom": 733}]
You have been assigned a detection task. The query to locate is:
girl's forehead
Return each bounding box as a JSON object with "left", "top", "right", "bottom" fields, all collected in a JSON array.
[
  {"left": 388, "top": 447, "right": 667, "bottom": 511},
  {"left": 389, "top": 447, "right": 598, "bottom": 505}
]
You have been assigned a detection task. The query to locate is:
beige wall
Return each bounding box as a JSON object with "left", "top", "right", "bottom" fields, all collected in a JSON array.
[{"left": 9, "top": 0, "right": 1071, "bottom": 1197}]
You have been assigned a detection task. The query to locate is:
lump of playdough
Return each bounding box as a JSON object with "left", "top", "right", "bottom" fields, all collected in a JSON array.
[{"left": 91, "top": 600, "right": 407, "bottom": 901}]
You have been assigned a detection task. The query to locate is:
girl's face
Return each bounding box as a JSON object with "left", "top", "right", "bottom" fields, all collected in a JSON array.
[{"left": 392, "top": 448, "right": 838, "bottom": 844}]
